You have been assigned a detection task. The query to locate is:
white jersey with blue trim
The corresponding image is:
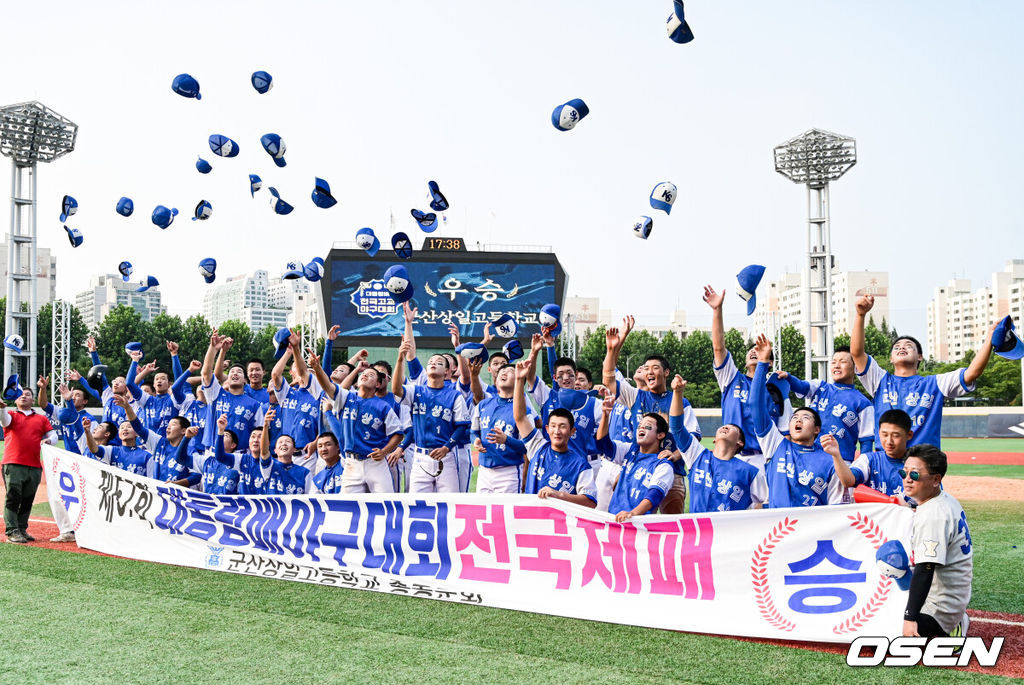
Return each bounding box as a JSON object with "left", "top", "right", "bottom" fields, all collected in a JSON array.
[
  {"left": 857, "top": 355, "right": 972, "bottom": 448},
  {"left": 272, "top": 376, "right": 322, "bottom": 449},
  {"left": 312, "top": 459, "right": 345, "bottom": 494},
  {"left": 756, "top": 425, "right": 844, "bottom": 508},
  {"left": 471, "top": 395, "right": 534, "bottom": 468},
  {"left": 676, "top": 435, "right": 768, "bottom": 513},
  {"left": 138, "top": 392, "right": 181, "bottom": 437},
  {"left": 201, "top": 376, "right": 265, "bottom": 449},
  {"left": 399, "top": 382, "right": 470, "bottom": 450},
  {"left": 522, "top": 429, "right": 597, "bottom": 501},
  {"left": 604, "top": 440, "right": 675, "bottom": 515},
  {"left": 850, "top": 450, "right": 907, "bottom": 500},
  {"left": 331, "top": 384, "right": 403, "bottom": 455},
  {"left": 795, "top": 379, "right": 874, "bottom": 462}
]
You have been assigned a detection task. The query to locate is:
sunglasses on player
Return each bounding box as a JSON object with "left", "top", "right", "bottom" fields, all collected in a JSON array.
[{"left": 898, "top": 468, "right": 928, "bottom": 481}]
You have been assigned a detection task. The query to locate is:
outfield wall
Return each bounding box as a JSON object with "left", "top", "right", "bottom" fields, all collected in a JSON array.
[{"left": 693, "top": 407, "right": 1024, "bottom": 439}]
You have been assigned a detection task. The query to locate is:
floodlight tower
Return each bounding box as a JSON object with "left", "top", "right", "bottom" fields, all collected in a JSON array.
[
  {"left": 774, "top": 129, "right": 856, "bottom": 379},
  {"left": 0, "top": 102, "right": 77, "bottom": 386}
]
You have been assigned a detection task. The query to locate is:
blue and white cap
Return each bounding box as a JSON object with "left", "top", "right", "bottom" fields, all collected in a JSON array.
[
  {"left": 455, "top": 342, "right": 489, "bottom": 364},
  {"left": 249, "top": 174, "right": 262, "bottom": 197},
  {"left": 136, "top": 275, "right": 159, "bottom": 292},
  {"left": 3, "top": 374, "right": 22, "bottom": 402},
  {"left": 118, "top": 261, "right": 134, "bottom": 281},
  {"left": 391, "top": 231, "right": 413, "bottom": 259},
  {"left": 304, "top": 257, "right": 325, "bottom": 282},
  {"left": 383, "top": 264, "right": 414, "bottom": 303},
  {"left": 492, "top": 314, "right": 519, "bottom": 338},
  {"left": 208, "top": 134, "right": 240, "bottom": 158},
  {"left": 649, "top": 182, "right": 677, "bottom": 214},
  {"left": 198, "top": 258, "right": 217, "bottom": 283},
  {"left": 311, "top": 177, "right": 337, "bottom": 209},
  {"left": 268, "top": 187, "right": 294, "bottom": 215},
  {"left": 171, "top": 73, "right": 202, "bottom": 100},
  {"left": 64, "top": 226, "right": 84, "bottom": 248},
  {"left": 151, "top": 205, "right": 179, "bottom": 229},
  {"left": 666, "top": 0, "right": 695, "bottom": 44},
  {"left": 196, "top": 156, "right": 212, "bottom": 174},
  {"left": 633, "top": 216, "right": 653, "bottom": 239},
  {"left": 428, "top": 180, "right": 449, "bottom": 212},
  {"left": 60, "top": 195, "right": 78, "bottom": 222},
  {"left": 260, "top": 133, "right": 287, "bottom": 167},
  {"left": 551, "top": 98, "right": 590, "bottom": 131},
  {"left": 736, "top": 264, "right": 766, "bottom": 316},
  {"left": 502, "top": 339, "right": 524, "bottom": 362},
  {"left": 875, "top": 540, "right": 912, "bottom": 591},
  {"left": 355, "top": 227, "right": 380, "bottom": 257},
  {"left": 993, "top": 315, "right": 1024, "bottom": 360},
  {"left": 116, "top": 197, "right": 134, "bottom": 217},
  {"left": 3, "top": 334, "right": 24, "bottom": 352},
  {"left": 125, "top": 341, "right": 144, "bottom": 359},
  {"left": 193, "top": 200, "right": 213, "bottom": 221},
  {"left": 539, "top": 303, "right": 562, "bottom": 337},
  {"left": 282, "top": 259, "right": 305, "bottom": 280},
  {"left": 251, "top": 70, "right": 273, "bottom": 94},
  {"left": 411, "top": 209, "right": 438, "bottom": 233},
  {"left": 766, "top": 371, "right": 791, "bottom": 411},
  {"left": 273, "top": 327, "right": 292, "bottom": 360}
]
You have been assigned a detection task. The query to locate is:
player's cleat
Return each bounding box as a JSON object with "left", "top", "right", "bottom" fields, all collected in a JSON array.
[
  {"left": 6, "top": 531, "right": 28, "bottom": 544},
  {"left": 50, "top": 532, "right": 76, "bottom": 543},
  {"left": 23, "top": 532, "right": 36, "bottom": 542}
]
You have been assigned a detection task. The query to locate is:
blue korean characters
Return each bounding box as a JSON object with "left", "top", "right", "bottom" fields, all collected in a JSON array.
[
  {"left": 551, "top": 98, "right": 590, "bottom": 131},
  {"left": 172, "top": 73, "right": 202, "bottom": 100}
]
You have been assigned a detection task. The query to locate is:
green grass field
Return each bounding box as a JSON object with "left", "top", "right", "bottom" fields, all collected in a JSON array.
[
  {"left": 941, "top": 438, "right": 1024, "bottom": 453},
  {"left": 2, "top": 500, "right": 1020, "bottom": 684}
]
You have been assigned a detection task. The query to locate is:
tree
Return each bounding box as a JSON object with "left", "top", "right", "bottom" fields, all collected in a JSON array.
[
  {"left": 619, "top": 329, "right": 660, "bottom": 376},
  {"left": 36, "top": 302, "right": 90, "bottom": 380},
  {"left": 252, "top": 325, "right": 279, "bottom": 371},
  {"left": 677, "top": 330, "right": 718, "bottom": 407},
  {"left": 576, "top": 325, "right": 607, "bottom": 380},
  {"left": 143, "top": 313, "right": 185, "bottom": 374},
  {"left": 214, "top": 320, "right": 255, "bottom": 368},
  {"left": 779, "top": 325, "right": 805, "bottom": 379},
  {"left": 180, "top": 314, "right": 213, "bottom": 363},
  {"left": 723, "top": 328, "right": 748, "bottom": 369},
  {"left": 94, "top": 306, "right": 150, "bottom": 379}
]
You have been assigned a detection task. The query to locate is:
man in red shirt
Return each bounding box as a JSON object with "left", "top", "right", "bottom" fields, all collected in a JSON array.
[{"left": 2, "top": 386, "right": 58, "bottom": 543}]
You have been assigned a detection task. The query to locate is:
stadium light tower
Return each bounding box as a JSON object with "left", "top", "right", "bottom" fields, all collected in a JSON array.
[
  {"left": 0, "top": 102, "right": 77, "bottom": 386},
  {"left": 774, "top": 128, "right": 856, "bottom": 379}
]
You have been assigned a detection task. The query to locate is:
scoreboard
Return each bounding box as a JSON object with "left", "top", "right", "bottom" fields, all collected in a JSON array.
[{"left": 320, "top": 238, "right": 568, "bottom": 348}]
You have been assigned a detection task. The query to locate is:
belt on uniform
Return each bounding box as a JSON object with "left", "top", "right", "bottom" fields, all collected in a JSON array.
[{"left": 345, "top": 451, "right": 369, "bottom": 460}]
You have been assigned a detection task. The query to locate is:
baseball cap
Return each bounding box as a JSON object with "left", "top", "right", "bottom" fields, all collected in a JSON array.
[
  {"left": 411, "top": 209, "right": 438, "bottom": 233},
  {"left": 311, "top": 177, "right": 337, "bottom": 209},
  {"left": 208, "top": 134, "right": 240, "bottom": 158},
  {"left": 666, "top": 0, "right": 695, "bottom": 44},
  {"left": 736, "top": 264, "right": 766, "bottom": 316},
  {"left": 249, "top": 174, "right": 262, "bottom": 197},
  {"left": 633, "top": 216, "right": 653, "bottom": 239},
  {"left": 551, "top": 98, "right": 590, "bottom": 131},
  {"left": 198, "top": 258, "right": 217, "bottom": 283},
  {"left": 116, "top": 197, "right": 134, "bottom": 217},
  {"left": 355, "top": 228, "right": 380, "bottom": 257},
  {"left": 193, "top": 200, "right": 213, "bottom": 221},
  {"left": 136, "top": 275, "right": 159, "bottom": 292},
  {"left": 539, "top": 304, "right": 562, "bottom": 337},
  {"left": 391, "top": 232, "right": 413, "bottom": 259},
  {"left": 649, "top": 182, "right": 677, "bottom": 214},
  {"left": 60, "top": 194, "right": 78, "bottom": 222},
  {"left": 171, "top": 73, "right": 201, "bottom": 100},
  {"left": 455, "top": 342, "right": 489, "bottom": 364},
  {"left": 251, "top": 70, "right": 273, "bottom": 94},
  {"left": 502, "top": 339, "right": 524, "bottom": 362},
  {"left": 151, "top": 205, "right": 179, "bottom": 229},
  {"left": 992, "top": 315, "right": 1024, "bottom": 360},
  {"left": 383, "top": 264, "right": 414, "bottom": 303},
  {"left": 3, "top": 334, "right": 24, "bottom": 352},
  {"left": 304, "top": 257, "right": 325, "bottom": 282},
  {"left": 492, "top": 314, "right": 519, "bottom": 338},
  {"left": 273, "top": 327, "right": 292, "bottom": 360},
  {"left": 196, "top": 156, "right": 212, "bottom": 174},
  {"left": 428, "top": 180, "right": 449, "bottom": 212},
  {"left": 3, "top": 374, "right": 22, "bottom": 402},
  {"left": 64, "top": 226, "right": 84, "bottom": 247},
  {"left": 875, "top": 540, "right": 912, "bottom": 591},
  {"left": 282, "top": 259, "right": 305, "bottom": 280},
  {"left": 268, "top": 187, "right": 294, "bottom": 215},
  {"left": 125, "top": 342, "right": 144, "bottom": 360},
  {"left": 260, "top": 133, "right": 287, "bottom": 167},
  {"left": 118, "top": 261, "right": 134, "bottom": 281}
]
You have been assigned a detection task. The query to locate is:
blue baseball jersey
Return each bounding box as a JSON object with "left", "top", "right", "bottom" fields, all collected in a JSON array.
[
  {"left": 608, "top": 402, "right": 635, "bottom": 443},
  {"left": 201, "top": 459, "right": 240, "bottom": 494},
  {"left": 851, "top": 450, "right": 906, "bottom": 499},
  {"left": 605, "top": 443, "right": 675, "bottom": 516},
  {"left": 202, "top": 377, "right": 264, "bottom": 449},
  {"left": 244, "top": 384, "right": 270, "bottom": 406},
  {"left": 263, "top": 459, "right": 312, "bottom": 495},
  {"left": 669, "top": 415, "right": 767, "bottom": 512},
  {"left": 313, "top": 460, "right": 345, "bottom": 494},
  {"left": 100, "top": 387, "right": 141, "bottom": 427},
  {"left": 330, "top": 384, "right": 403, "bottom": 455},
  {"left": 790, "top": 378, "right": 874, "bottom": 462},
  {"left": 522, "top": 429, "right": 597, "bottom": 501},
  {"left": 139, "top": 392, "right": 180, "bottom": 437},
  {"left": 181, "top": 398, "right": 209, "bottom": 452},
  {"left": 399, "top": 383, "right": 470, "bottom": 449},
  {"left": 715, "top": 353, "right": 759, "bottom": 451},
  {"left": 273, "top": 377, "right": 322, "bottom": 449},
  {"left": 857, "top": 356, "right": 973, "bottom": 448},
  {"left": 93, "top": 444, "right": 155, "bottom": 477},
  {"left": 471, "top": 395, "right": 530, "bottom": 468},
  {"left": 614, "top": 381, "right": 700, "bottom": 477},
  {"left": 51, "top": 404, "right": 87, "bottom": 452},
  {"left": 151, "top": 437, "right": 192, "bottom": 482}
]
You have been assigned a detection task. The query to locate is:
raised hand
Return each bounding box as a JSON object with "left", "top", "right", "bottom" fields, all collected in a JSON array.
[
  {"left": 141, "top": 361, "right": 158, "bottom": 375},
  {"left": 217, "top": 413, "right": 228, "bottom": 431},
  {"left": 530, "top": 333, "right": 544, "bottom": 355},
  {"left": 263, "top": 408, "right": 276, "bottom": 426},
  {"left": 327, "top": 324, "right": 341, "bottom": 341},
  {"left": 703, "top": 285, "right": 725, "bottom": 310},
  {"left": 820, "top": 433, "right": 841, "bottom": 459},
  {"left": 468, "top": 358, "right": 483, "bottom": 377},
  {"left": 166, "top": 341, "right": 179, "bottom": 355},
  {"left": 66, "top": 369, "right": 82, "bottom": 382},
  {"left": 621, "top": 315, "right": 635, "bottom": 338},
  {"left": 221, "top": 337, "right": 235, "bottom": 352},
  {"left": 36, "top": 375, "right": 48, "bottom": 390},
  {"left": 855, "top": 294, "right": 875, "bottom": 316},
  {"left": 185, "top": 426, "right": 200, "bottom": 439},
  {"left": 188, "top": 360, "right": 202, "bottom": 373},
  {"left": 601, "top": 394, "right": 615, "bottom": 414},
  {"left": 129, "top": 350, "right": 143, "bottom": 363},
  {"left": 671, "top": 374, "right": 687, "bottom": 393},
  {"left": 473, "top": 437, "right": 487, "bottom": 454},
  {"left": 82, "top": 416, "right": 92, "bottom": 430},
  {"left": 754, "top": 334, "right": 772, "bottom": 364},
  {"left": 86, "top": 336, "right": 97, "bottom": 353},
  {"left": 480, "top": 322, "right": 494, "bottom": 346},
  {"left": 515, "top": 359, "right": 531, "bottom": 381},
  {"left": 403, "top": 301, "right": 417, "bottom": 325},
  {"left": 58, "top": 383, "right": 72, "bottom": 401},
  {"left": 605, "top": 326, "right": 620, "bottom": 351},
  {"left": 448, "top": 322, "right": 461, "bottom": 349}
]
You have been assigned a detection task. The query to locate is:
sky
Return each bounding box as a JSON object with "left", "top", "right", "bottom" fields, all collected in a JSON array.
[{"left": 2, "top": 1, "right": 1023, "bottom": 349}]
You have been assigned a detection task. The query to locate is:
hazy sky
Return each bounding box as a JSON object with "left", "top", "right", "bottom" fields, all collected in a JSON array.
[{"left": 3, "top": 1, "right": 1022, "bottom": 349}]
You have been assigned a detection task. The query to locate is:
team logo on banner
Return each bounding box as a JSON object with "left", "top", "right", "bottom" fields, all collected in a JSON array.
[
  {"left": 350, "top": 279, "right": 399, "bottom": 319},
  {"left": 53, "top": 456, "right": 88, "bottom": 531},
  {"left": 750, "top": 512, "right": 892, "bottom": 635},
  {"left": 205, "top": 545, "right": 226, "bottom": 568}
]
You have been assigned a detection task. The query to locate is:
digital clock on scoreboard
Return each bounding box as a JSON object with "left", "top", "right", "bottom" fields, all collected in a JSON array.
[{"left": 320, "top": 244, "right": 567, "bottom": 348}]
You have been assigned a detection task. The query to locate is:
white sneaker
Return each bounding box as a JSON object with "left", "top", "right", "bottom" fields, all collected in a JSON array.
[{"left": 49, "top": 532, "right": 76, "bottom": 543}]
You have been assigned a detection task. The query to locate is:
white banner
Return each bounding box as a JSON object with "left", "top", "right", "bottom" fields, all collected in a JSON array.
[{"left": 43, "top": 445, "right": 914, "bottom": 643}]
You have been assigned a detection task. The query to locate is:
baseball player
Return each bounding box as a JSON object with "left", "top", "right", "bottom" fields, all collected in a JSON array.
[
  {"left": 311, "top": 432, "right": 345, "bottom": 494},
  {"left": 901, "top": 444, "right": 972, "bottom": 638},
  {"left": 848, "top": 409, "right": 915, "bottom": 501},
  {"left": 199, "top": 330, "right": 264, "bottom": 450},
  {"left": 470, "top": 362, "right": 530, "bottom": 493},
  {"left": 257, "top": 408, "right": 313, "bottom": 494},
  {"left": 851, "top": 294, "right": 994, "bottom": 448}
]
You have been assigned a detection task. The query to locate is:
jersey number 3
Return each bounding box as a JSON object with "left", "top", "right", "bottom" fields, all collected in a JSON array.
[{"left": 957, "top": 510, "right": 972, "bottom": 555}]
